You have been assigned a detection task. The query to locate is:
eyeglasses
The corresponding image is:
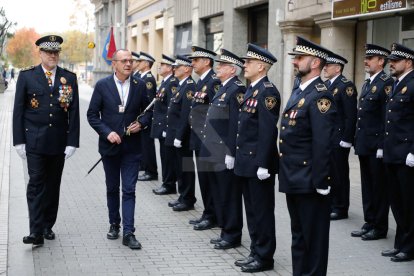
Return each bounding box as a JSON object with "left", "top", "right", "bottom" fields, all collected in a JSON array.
[
  {"left": 113, "top": 59, "right": 134, "bottom": 64},
  {"left": 42, "top": 50, "right": 60, "bottom": 56}
]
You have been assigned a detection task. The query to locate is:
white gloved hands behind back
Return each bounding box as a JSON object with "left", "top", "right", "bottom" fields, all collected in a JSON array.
[
  {"left": 64, "top": 146, "right": 76, "bottom": 160},
  {"left": 15, "top": 144, "right": 26, "bottom": 159},
  {"left": 257, "top": 167, "right": 270, "bottom": 180},
  {"left": 316, "top": 186, "right": 331, "bottom": 195},
  {"left": 173, "top": 139, "right": 182, "bottom": 148},
  {"left": 339, "top": 141, "right": 352, "bottom": 148},
  {"left": 376, "top": 149, "right": 383, "bottom": 159},
  {"left": 225, "top": 155, "right": 235, "bottom": 170},
  {"left": 406, "top": 153, "right": 414, "bottom": 167}
]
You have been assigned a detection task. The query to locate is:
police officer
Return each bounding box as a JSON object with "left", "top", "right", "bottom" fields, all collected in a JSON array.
[
  {"left": 381, "top": 43, "right": 414, "bottom": 262},
  {"left": 279, "top": 36, "right": 336, "bottom": 276},
  {"left": 352, "top": 44, "right": 392, "bottom": 241},
  {"left": 233, "top": 44, "right": 280, "bottom": 273},
  {"left": 152, "top": 55, "right": 179, "bottom": 195},
  {"left": 188, "top": 46, "right": 221, "bottom": 230},
  {"left": 131, "top": 51, "right": 140, "bottom": 77},
  {"left": 323, "top": 52, "right": 357, "bottom": 220},
  {"left": 199, "top": 49, "right": 246, "bottom": 250},
  {"left": 13, "top": 35, "right": 80, "bottom": 245},
  {"left": 165, "top": 55, "right": 197, "bottom": 211},
  {"left": 136, "top": 51, "right": 158, "bottom": 181}
]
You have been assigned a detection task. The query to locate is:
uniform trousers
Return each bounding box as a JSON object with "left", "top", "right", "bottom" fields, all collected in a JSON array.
[
  {"left": 286, "top": 193, "right": 331, "bottom": 276},
  {"left": 358, "top": 155, "right": 389, "bottom": 233},
  {"left": 102, "top": 150, "right": 140, "bottom": 235},
  {"left": 385, "top": 164, "right": 414, "bottom": 255},
  {"left": 330, "top": 147, "right": 351, "bottom": 215},
  {"left": 140, "top": 127, "right": 158, "bottom": 176},
  {"left": 205, "top": 163, "right": 242, "bottom": 243},
  {"left": 26, "top": 152, "right": 65, "bottom": 234},
  {"left": 158, "top": 137, "right": 167, "bottom": 183},
  {"left": 239, "top": 175, "right": 275, "bottom": 265},
  {"left": 195, "top": 150, "right": 216, "bottom": 222}
]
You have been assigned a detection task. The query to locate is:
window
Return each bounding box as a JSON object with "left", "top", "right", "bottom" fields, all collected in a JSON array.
[
  {"left": 175, "top": 23, "right": 192, "bottom": 55},
  {"left": 205, "top": 15, "right": 223, "bottom": 54},
  {"left": 248, "top": 4, "right": 268, "bottom": 48}
]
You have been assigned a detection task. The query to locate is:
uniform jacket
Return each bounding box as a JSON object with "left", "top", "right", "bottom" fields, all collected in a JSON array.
[
  {"left": 199, "top": 76, "right": 246, "bottom": 164},
  {"left": 189, "top": 69, "right": 221, "bottom": 151},
  {"left": 165, "top": 77, "right": 196, "bottom": 147},
  {"left": 87, "top": 75, "right": 151, "bottom": 156},
  {"left": 234, "top": 76, "right": 280, "bottom": 178},
  {"left": 278, "top": 77, "right": 336, "bottom": 194},
  {"left": 327, "top": 75, "right": 357, "bottom": 147},
  {"left": 141, "top": 71, "right": 157, "bottom": 102},
  {"left": 150, "top": 75, "right": 178, "bottom": 139},
  {"left": 384, "top": 70, "right": 414, "bottom": 164},
  {"left": 354, "top": 71, "right": 393, "bottom": 156},
  {"left": 13, "top": 64, "right": 80, "bottom": 155}
]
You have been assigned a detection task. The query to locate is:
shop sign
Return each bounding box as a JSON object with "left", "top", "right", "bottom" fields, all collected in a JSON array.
[{"left": 332, "top": 0, "right": 407, "bottom": 20}]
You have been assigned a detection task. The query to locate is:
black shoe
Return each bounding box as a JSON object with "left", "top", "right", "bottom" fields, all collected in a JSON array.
[
  {"left": 330, "top": 212, "right": 348, "bottom": 220},
  {"left": 168, "top": 199, "right": 180, "bottom": 207},
  {"left": 138, "top": 173, "right": 158, "bottom": 181},
  {"left": 241, "top": 260, "right": 273, "bottom": 273},
  {"left": 43, "top": 229, "right": 55, "bottom": 240},
  {"left": 189, "top": 217, "right": 203, "bottom": 225},
  {"left": 193, "top": 219, "right": 216, "bottom": 231},
  {"left": 23, "top": 233, "right": 44, "bottom": 245},
  {"left": 391, "top": 252, "right": 412, "bottom": 262},
  {"left": 210, "top": 237, "right": 222, "bottom": 244},
  {"left": 351, "top": 228, "right": 369, "bottom": 237},
  {"left": 381, "top": 248, "right": 399, "bottom": 257},
  {"left": 361, "top": 229, "right": 387, "bottom": 241},
  {"left": 235, "top": 256, "right": 255, "bottom": 267},
  {"left": 214, "top": 240, "right": 241, "bottom": 250},
  {"left": 172, "top": 203, "right": 194, "bottom": 212},
  {"left": 122, "top": 233, "right": 142, "bottom": 250},
  {"left": 153, "top": 186, "right": 176, "bottom": 195},
  {"left": 107, "top": 224, "right": 120, "bottom": 240}
]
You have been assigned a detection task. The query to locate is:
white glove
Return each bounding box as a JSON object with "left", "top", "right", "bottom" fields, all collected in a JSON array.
[
  {"left": 64, "top": 146, "right": 76, "bottom": 160},
  {"left": 162, "top": 131, "right": 166, "bottom": 138},
  {"left": 15, "top": 144, "right": 26, "bottom": 159},
  {"left": 257, "top": 167, "right": 270, "bottom": 180},
  {"left": 173, "top": 139, "right": 182, "bottom": 148},
  {"left": 316, "top": 186, "right": 331, "bottom": 195},
  {"left": 225, "top": 155, "right": 235, "bottom": 170},
  {"left": 376, "top": 149, "right": 383, "bottom": 159},
  {"left": 406, "top": 153, "right": 414, "bottom": 167},
  {"left": 339, "top": 141, "right": 352, "bottom": 148}
]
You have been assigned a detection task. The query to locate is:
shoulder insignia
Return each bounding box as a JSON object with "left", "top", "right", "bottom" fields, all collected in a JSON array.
[
  {"left": 236, "top": 93, "right": 244, "bottom": 104},
  {"left": 214, "top": 84, "right": 220, "bottom": 93},
  {"left": 21, "top": 65, "right": 35, "bottom": 72},
  {"left": 132, "top": 79, "right": 138, "bottom": 84},
  {"left": 147, "top": 73, "right": 153, "bottom": 78},
  {"left": 346, "top": 86, "right": 354, "bottom": 97},
  {"left": 341, "top": 77, "right": 350, "bottom": 83},
  {"left": 380, "top": 74, "right": 390, "bottom": 81},
  {"left": 212, "top": 74, "right": 218, "bottom": 79},
  {"left": 263, "top": 81, "right": 274, "bottom": 88},
  {"left": 146, "top": 82, "right": 153, "bottom": 89},
  {"left": 170, "top": 77, "right": 176, "bottom": 82},
  {"left": 384, "top": 86, "right": 392, "bottom": 95},
  {"left": 187, "top": 79, "right": 194, "bottom": 84},
  {"left": 315, "top": 83, "right": 327, "bottom": 92},
  {"left": 235, "top": 80, "right": 245, "bottom": 87},
  {"left": 317, "top": 98, "right": 332, "bottom": 113},
  {"left": 63, "top": 67, "right": 76, "bottom": 74},
  {"left": 265, "top": 96, "right": 277, "bottom": 110},
  {"left": 186, "top": 90, "right": 194, "bottom": 100}
]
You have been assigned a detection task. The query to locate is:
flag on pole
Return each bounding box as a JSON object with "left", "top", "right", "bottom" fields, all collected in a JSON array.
[{"left": 102, "top": 27, "right": 117, "bottom": 65}]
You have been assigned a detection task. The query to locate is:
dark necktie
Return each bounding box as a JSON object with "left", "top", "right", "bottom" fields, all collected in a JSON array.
[
  {"left": 392, "top": 79, "right": 399, "bottom": 95},
  {"left": 364, "top": 78, "right": 371, "bottom": 93},
  {"left": 326, "top": 80, "right": 332, "bottom": 88},
  {"left": 244, "top": 85, "right": 253, "bottom": 100},
  {"left": 286, "top": 87, "right": 302, "bottom": 108}
]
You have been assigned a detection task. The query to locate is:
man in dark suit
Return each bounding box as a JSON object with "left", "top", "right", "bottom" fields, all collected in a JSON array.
[
  {"left": 233, "top": 44, "right": 280, "bottom": 273},
  {"left": 87, "top": 49, "right": 152, "bottom": 250},
  {"left": 323, "top": 52, "right": 357, "bottom": 220},
  {"left": 13, "top": 35, "right": 80, "bottom": 245},
  {"left": 199, "top": 49, "right": 246, "bottom": 250},
  {"left": 188, "top": 46, "right": 221, "bottom": 231},
  {"left": 152, "top": 54, "right": 179, "bottom": 195},
  {"left": 279, "top": 37, "right": 336, "bottom": 276},
  {"left": 164, "top": 55, "right": 197, "bottom": 211},
  {"left": 352, "top": 44, "right": 392, "bottom": 241},
  {"left": 381, "top": 43, "right": 414, "bottom": 262},
  {"left": 136, "top": 51, "right": 158, "bottom": 181}
]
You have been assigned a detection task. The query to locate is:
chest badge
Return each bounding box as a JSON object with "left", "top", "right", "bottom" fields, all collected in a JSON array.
[
  {"left": 401, "top": 86, "right": 407, "bottom": 94},
  {"left": 265, "top": 96, "right": 277, "bottom": 110},
  {"left": 237, "top": 93, "right": 244, "bottom": 105},
  {"left": 371, "top": 86, "right": 377, "bottom": 93},
  {"left": 333, "top": 88, "right": 338, "bottom": 96},
  {"left": 297, "top": 98, "right": 305, "bottom": 108},
  {"left": 202, "top": 85, "right": 207, "bottom": 92},
  {"left": 146, "top": 82, "right": 153, "bottom": 89},
  {"left": 346, "top": 87, "right": 354, "bottom": 96},
  {"left": 31, "top": 97, "right": 39, "bottom": 109},
  {"left": 219, "top": 93, "right": 226, "bottom": 102},
  {"left": 253, "top": 89, "right": 258, "bottom": 97},
  {"left": 384, "top": 86, "right": 391, "bottom": 96},
  {"left": 317, "top": 98, "right": 331, "bottom": 113}
]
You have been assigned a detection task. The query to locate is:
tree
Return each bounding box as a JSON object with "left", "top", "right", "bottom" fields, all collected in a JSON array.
[
  {"left": 60, "top": 30, "right": 94, "bottom": 65},
  {"left": 6, "top": 28, "right": 40, "bottom": 68},
  {"left": 0, "top": 7, "right": 16, "bottom": 57}
]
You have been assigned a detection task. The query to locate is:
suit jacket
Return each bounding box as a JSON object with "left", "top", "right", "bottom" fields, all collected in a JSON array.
[
  {"left": 87, "top": 74, "right": 151, "bottom": 156},
  {"left": 326, "top": 75, "right": 357, "bottom": 147},
  {"left": 278, "top": 77, "right": 336, "bottom": 194},
  {"left": 384, "top": 70, "right": 414, "bottom": 164},
  {"left": 199, "top": 76, "right": 246, "bottom": 164},
  {"left": 150, "top": 75, "right": 178, "bottom": 139},
  {"left": 354, "top": 71, "right": 393, "bottom": 156},
  {"left": 234, "top": 76, "right": 280, "bottom": 177},
  {"left": 189, "top": 69, "right": 221, "bottom": 151},
  {"left": 165, "top": 77, "right": 196, "bottom": 147},
  {"left": 13, "top": 64, "right": 80, "bottom": 154}
]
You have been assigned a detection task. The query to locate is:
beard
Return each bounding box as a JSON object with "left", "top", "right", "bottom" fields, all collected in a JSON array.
[{"left": 294, "top": 65, "right": 311, "bottom": 78}]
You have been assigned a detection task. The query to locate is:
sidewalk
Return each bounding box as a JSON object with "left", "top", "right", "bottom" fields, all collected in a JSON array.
[{"left": 1, "top": 82, "right": 414, "bottom": 275}]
